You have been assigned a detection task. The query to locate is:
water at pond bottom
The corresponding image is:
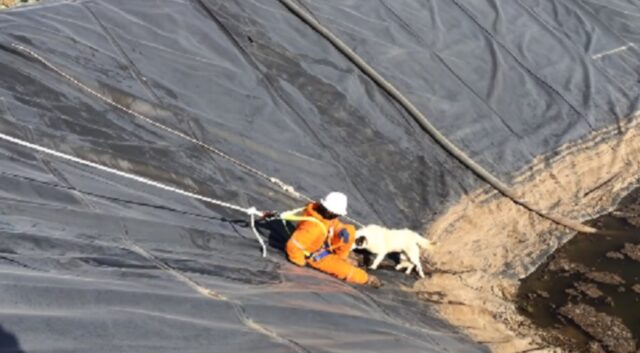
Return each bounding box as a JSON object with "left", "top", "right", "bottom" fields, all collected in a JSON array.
[{"left": 518, "top": 187, "right": 640, "bottom": 353}]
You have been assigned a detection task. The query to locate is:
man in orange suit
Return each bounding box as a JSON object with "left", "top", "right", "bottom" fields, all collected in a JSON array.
[{"left": 285, "top": 192, "right": 381, "bottom": 287}]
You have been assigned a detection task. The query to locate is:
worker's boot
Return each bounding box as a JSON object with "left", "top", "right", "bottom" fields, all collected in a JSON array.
[{"left": 366, "top": 274, "right": 382, "bottom": 288}]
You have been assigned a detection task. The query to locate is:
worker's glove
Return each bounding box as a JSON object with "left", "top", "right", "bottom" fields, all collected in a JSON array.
[
  {"left": 337, "top": 228, "right": 350, "bottom": 243},
  {"left": 366, "top": 275, "right": 383, "bottom": 288}
]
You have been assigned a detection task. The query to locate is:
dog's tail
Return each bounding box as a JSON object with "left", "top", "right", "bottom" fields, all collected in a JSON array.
[{"left": 416, "top": 236, "right": 433, "bottom": 250}]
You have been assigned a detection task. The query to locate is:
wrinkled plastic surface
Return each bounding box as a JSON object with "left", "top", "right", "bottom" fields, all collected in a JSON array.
[{"left": 0, "top": 0, "right": 638, "bottom": 351}]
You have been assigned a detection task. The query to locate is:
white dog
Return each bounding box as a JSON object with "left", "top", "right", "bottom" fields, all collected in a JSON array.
[{"left": 354, "top": 224, "right": 433, "bottom": 278}]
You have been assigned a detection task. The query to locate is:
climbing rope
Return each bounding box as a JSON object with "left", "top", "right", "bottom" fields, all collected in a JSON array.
[
  {"left": 10, "top": 43, "right": 365, "bottom": 228},
  {"left": 278, "top": 0, "right": 602, "bottom": 235},
  {"left": 10, "top": 43, "right": 309, "bottom": 202},
  {"left": 0, "top": 130, "right": 269, "bottom": 257}
]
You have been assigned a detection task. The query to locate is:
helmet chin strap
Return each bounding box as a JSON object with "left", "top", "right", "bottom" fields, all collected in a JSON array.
[{"left": 316, "top": 203, "right": 338, "bottom": 220}]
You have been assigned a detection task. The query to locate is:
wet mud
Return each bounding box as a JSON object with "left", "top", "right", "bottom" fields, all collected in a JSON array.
[{"left": 518, "top": 188, "right": 640, "bottom": 353}]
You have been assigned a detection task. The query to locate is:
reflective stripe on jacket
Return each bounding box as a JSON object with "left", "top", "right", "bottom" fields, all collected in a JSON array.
[{"left": 285, "top": 202, "right": 349, "bottom": 265}]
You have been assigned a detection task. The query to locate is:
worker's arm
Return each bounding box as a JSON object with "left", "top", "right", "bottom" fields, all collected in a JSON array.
[{"left": 332, "top": 224, "right": 356, "bottom": 260}]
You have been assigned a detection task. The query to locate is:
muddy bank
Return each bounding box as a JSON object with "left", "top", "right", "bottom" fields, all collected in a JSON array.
[
  {"left": 518, "top": 187, "right": 640, "bottom": 353},
  {"left": 415, "top": 113, "right": 640, "bottom": 353},
  {"left": 0, "top": 0, "right": 40, "bottom": 9}
]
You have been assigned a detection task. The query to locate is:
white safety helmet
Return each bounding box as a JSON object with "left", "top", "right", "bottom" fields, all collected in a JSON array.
[{"left": 320, "top": 191, "right": 348, "bottom": 216}]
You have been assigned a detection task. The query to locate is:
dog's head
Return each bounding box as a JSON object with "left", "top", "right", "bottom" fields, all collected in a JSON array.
[
  {"left": 353, "top": 235, "right": 368, "bottom": 250},
  {"left": 353, "top": 225, "right": 384, "bottom": 251}
]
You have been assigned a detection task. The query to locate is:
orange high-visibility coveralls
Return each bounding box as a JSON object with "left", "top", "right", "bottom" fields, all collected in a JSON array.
[{"left": 285, "top": 203, "right": 368, "bottom": 284}]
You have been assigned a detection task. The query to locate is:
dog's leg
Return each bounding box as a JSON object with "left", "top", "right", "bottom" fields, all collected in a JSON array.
[
  {"left": 395, "top": 253, "right": 405, "bottom": 271},
  {"left": 399, "top": 253, "right": 413, "bottom": 274},
  {"left": 395, "top": 253, "right": 409, "bottom": 271},
  {"left": 407, "top": 246, "right": 424, "bottom": 278},
  {"left": 396, "top": 261, "right": 412, "bottom": 271},
  {"left": 405, "top": 264, "right": 414, "bottom": 275},
  {"left": 369, "top": 252, "right": 387, "bottom": 270}
]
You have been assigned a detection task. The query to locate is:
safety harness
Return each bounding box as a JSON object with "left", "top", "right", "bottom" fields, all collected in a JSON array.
[{"left": 279, "top": 207, "right": 339, "bottom": 262}]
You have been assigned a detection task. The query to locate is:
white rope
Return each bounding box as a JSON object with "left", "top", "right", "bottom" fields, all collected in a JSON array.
[
  {"left": 11, "top": 43, "right": 308, "bottom": 203},
  {"left": 247, "top": 207, "right": 267, "bottom": 257},
  {"left": 0, "top": 130, "right": 269, "bottom": 257},
  {"left": 11, "top": 43, "right": 365, "bottom": 228}
]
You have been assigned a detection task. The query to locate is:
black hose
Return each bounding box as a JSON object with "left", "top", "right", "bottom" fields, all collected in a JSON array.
[{"left": 277, "top": 0, "right": 602, "bottom": 235}]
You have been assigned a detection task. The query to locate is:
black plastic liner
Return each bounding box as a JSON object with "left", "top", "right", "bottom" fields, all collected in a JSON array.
[{"left": 0, "top": 0, "right": 638, "bottom": 351}]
